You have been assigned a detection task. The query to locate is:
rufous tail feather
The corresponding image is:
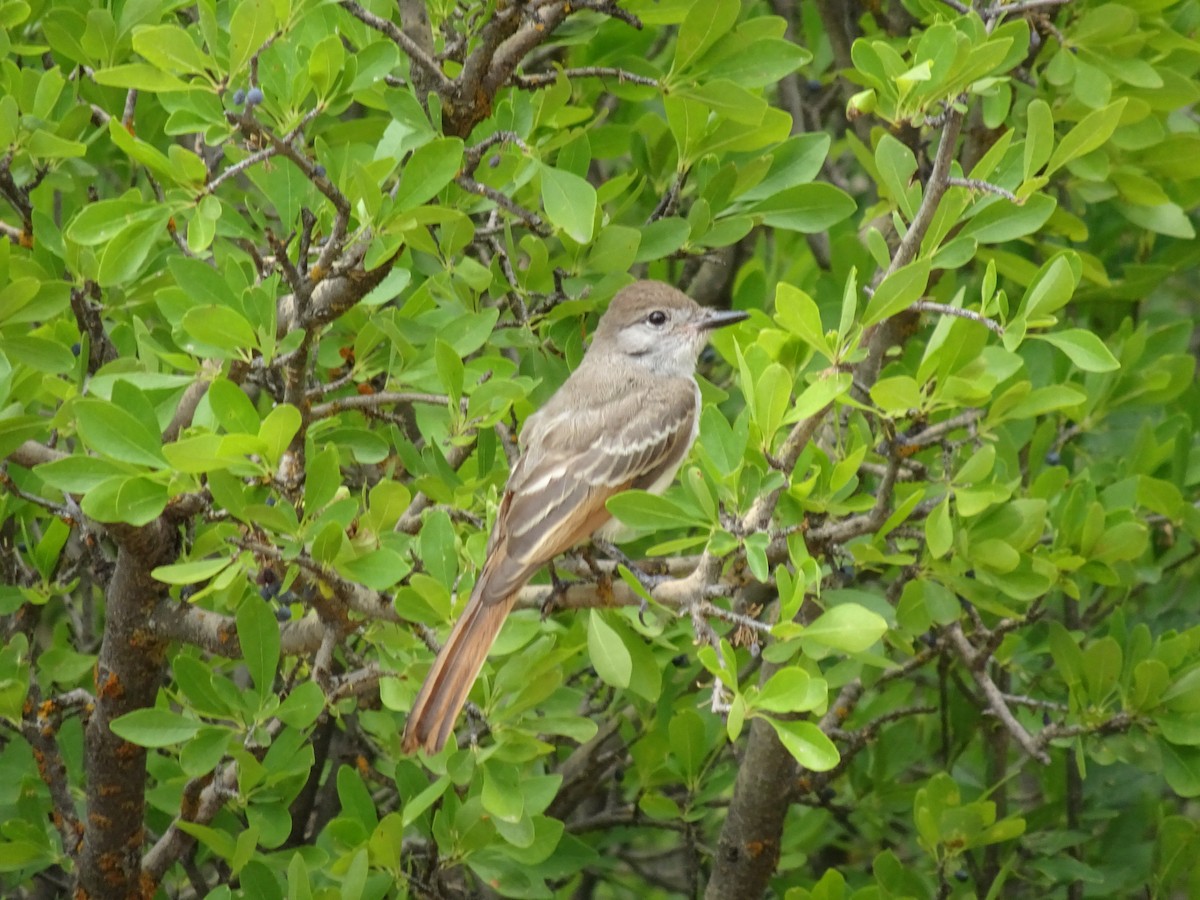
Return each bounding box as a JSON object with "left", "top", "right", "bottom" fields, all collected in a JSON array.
[{"left": 402, "top": 590, "right": 512, "bottom": 754}]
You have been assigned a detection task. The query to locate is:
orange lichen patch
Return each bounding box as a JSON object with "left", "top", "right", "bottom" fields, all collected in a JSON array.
[
  {"left": 96, "top": 671, "right": 124, "bottom": 700},
  {"left": 98, "top": 783, "right": 122, "bottom": 797},
  {"left": 356, "top": 382, "right": 375, "bottom": 395},
  {"left": 115, "top": 741, "right": 141, "bottom": 761},
  {"left": 309, "top": 263, "right": 325, "bottom": 283},
  {"left": 744, "top": 838, "right": 776, "bottom": 859}
]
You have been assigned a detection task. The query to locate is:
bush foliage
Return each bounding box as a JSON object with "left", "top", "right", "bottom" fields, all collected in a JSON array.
[{"left": 1, "top": 0, "right": 1198, "bottom": 897}]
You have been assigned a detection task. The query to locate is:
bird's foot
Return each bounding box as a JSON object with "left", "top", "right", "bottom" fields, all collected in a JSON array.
[
  {"left": 541, "top": 560, "right": 571, "bottom": 619},
  {"left": 591, "top": 538, "right": 662, "bottom": 626}
]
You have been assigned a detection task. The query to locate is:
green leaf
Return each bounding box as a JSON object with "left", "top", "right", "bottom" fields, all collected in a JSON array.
[
  {"left": 607, "top": 490, "right": 706, "bottom": 530},
  {"left": 1161, "top": 742, "right": 1200, "bottom": 798},
  {"left": 394, "top": 137, "right": 464, "bottom": 210},
  {"left": 958, "top": 194, "right": 1056, "bottom": 244},
  {"left": 588, "top": 610, "right": 632, "bottom": 689},
  {"left": 110, "top": 708, "right": 203, "bottom": 747},
  {"left": 677, "top": 80, "right": 767, "bottom": 126},
  {"left": 1023, "top": 98, "right": 1053, "bottom": 179},
  {"left": 749, "top": 183, "right": 856, "bottom": 233},
  {"left": 775, "top": 283, "right": 832, "bottom": 359},
  {"left": 228, "top": 0, "right": 275, "bottom": 76},
  {"left": 862, "top": 258, "right": 930, "bottom": 327},
  {"left": 752, "top": 363, "right": 791, "bottom": 444},
  {"left": 764, "top": 717, "right": 839, "bottom": 771},
  {"left": 2, "top": 335, "right": 75, "bottom": 374},
  {"left": 131, "top": 24, "right": 210, "bottom": 75},
  {"left": 237, "top": 596, "right": 280, "bottom": 696},
  {"left": 1030, "top": 330, "right": 1119, "bottom": 373},
  {"left": 277, "top": 681, "right": 326, "bottom": 729},
  {"left": 800, "top": 604, "right": 888, "bottom": 654},
  {"left": 152, "top": 557, "right": 234, "bottom": 585},
  {"left": 875, "top": 133, "right": 918, "bottom": 220},
  {"left": 258, "top": 404, "right": 301, "bottom": 466},
  {"left": 754, "top": 667, "right": 822, "bottom": 714},
  {"left": 482, "top": 761, "right": 525, "bottom": 823},
  {"left": 1046, "top": 99, "right": 1128, "bottom": 175},
  {"left": 80, "top": 472, "right": 168, "bottom": 525},
  {"left": 740, "top": 135, "right": 830, "bottom": 206},
  {"left": 209, "top": 378, "right": 260, "bottom": 434},
  {"left": 672, "top": 0, "right": 739, "bottom": 75},
  {"left": 669, "top": 709, "right": 708, "bottom": 784},
  {"left": 636, "top": 217, "right": 690, "bottom": 262},
  {"left": 1121, "top": 202, "right": 1196, "bottom": 240},
  {"left": 1021, "top": 254, "right": 1077, "bottom": 320},
  {"left": 664, "top": 95, "right": 708, "bottom": 167},
  {"left": 540, "top": 164, "right": 596, "bottom": 243},
  {"left": 181, "top": 305, "right": 259, "bottom": 357},
  {"left": 434, "top": 338, "right": 464, "bottom": 406},
  {"left": 93, "top": 63, "right": 190, "bottom": 92}
]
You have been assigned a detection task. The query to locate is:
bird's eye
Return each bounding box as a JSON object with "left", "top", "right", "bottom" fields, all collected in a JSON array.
[{"left": 647, "top": 310, "right": 668, "bottom": 327}]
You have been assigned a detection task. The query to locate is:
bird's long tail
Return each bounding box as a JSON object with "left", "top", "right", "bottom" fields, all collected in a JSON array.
[{"left": 402, "top": 587, "right": 512, "bottom": 754}]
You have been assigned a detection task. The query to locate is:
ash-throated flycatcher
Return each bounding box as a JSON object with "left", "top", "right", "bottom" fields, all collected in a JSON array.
[{"left": 402, "top": 280, "right": 747, "bottom": 754}]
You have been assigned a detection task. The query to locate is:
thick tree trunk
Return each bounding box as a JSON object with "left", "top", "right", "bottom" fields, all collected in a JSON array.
[{"left": 77, "top": 521, "right": 176, "bottom": 899}]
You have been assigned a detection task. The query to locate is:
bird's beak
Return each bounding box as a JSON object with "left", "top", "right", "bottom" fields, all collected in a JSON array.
[{"left": 698, "top": 308, "right": 750, "bottom": 331}]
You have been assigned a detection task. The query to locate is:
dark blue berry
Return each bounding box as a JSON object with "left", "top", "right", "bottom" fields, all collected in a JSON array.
[
  {"left": 71, "top": 342, "right": 81, "bottom": 356},
  {"left": 1045, "top": 450, "right": 1061, "bottom": 466},
  {"left": 246, "top": 87, "right": 264, "bottom": 106},
  {"left": 232, "top": 88, "right": 246, "bottom": 106},
  {"left": 275, "top": 606, "right": 292, "bottom": 622},
  {"left": 312, "top": 164, "right": 326, "bottom": 178}
]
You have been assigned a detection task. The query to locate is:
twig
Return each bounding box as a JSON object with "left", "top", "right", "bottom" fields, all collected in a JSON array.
[
  {"left": 946, "top": 623, "right": 1049, "bottom": 764},
  {"left": 947, "top": 177, "right": 1022, "bottom": 204},
  {"left": 897, "top": 410, "right": 982, "bottom": 449},
  {"left": 888, "top": 110, "right": 964, "bottom": 277},
  {"left": 463, "top": 131, "right": 531, "bottom": 171},
  {"left": 986, "top": 0, "right": 1072, "bottom": 16},
  {"left": 202, "top": 145, "right": 279, "bottom": 196},
  {"left": 22, "top": 681, "right": 86, "bottom": 859},
  {"left": 511, "top": 67, "right": 659, "bottom": 90},
  {"left": 647, "top": 171, "right": 686, "bottom": 225},
  {"left": 310, "top": 391, "right": 450, "bottom": 420},
  {"left": 456, "top": 175, "right": 549, "bottom": 235},
  {"left": 338, "top": 0, "right": 453, "bottom": 94},
  {"left": 122, "top": 89, "right": 137, "bottom": 128},
  {"left": 697, "top": 601, "right": 773, "bottom": 636},
  {"left": 912, "top": 301, "right": 1005, "bottom": 337}
]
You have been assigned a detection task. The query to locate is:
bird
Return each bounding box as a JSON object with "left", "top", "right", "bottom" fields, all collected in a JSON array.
[{"left": 402, "top": 280, "right": 748, "bottom": 754}]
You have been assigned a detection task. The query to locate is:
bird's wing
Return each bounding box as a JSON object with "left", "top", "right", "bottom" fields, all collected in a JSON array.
[{"left": 474, "top": 376, "right": 699, "bottom": 605}]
